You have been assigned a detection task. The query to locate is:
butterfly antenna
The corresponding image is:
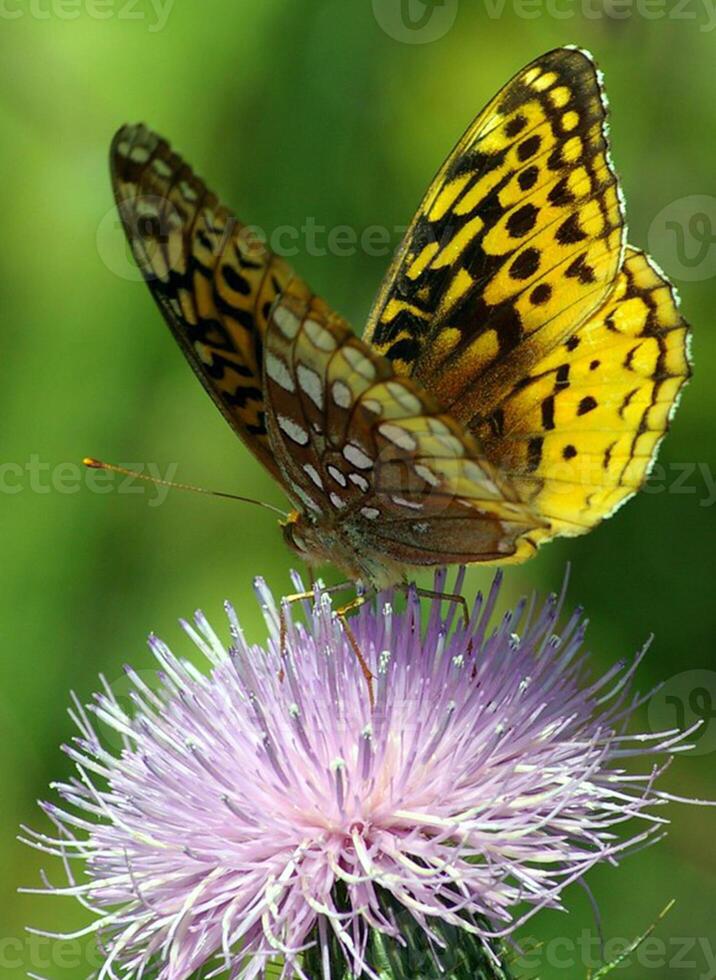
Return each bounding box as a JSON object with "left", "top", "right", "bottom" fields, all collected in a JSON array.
[{"left": 83, "top": 458, "right": 288, "bottom": 518}]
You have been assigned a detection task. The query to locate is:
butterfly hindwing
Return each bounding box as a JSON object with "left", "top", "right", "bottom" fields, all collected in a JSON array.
[
  {"left": 363, "top": 46, "right": 625, "bottom": 427},
  {"left": 475, "top": 247, "right": 691, "bottom": 548},
  {"left": 111, "top": 124, "right": 313, "bottom": 479}
]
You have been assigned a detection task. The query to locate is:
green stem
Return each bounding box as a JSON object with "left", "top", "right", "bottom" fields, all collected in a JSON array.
[{"left": 302, "top": 897, "right": 513, "bottom": 979}]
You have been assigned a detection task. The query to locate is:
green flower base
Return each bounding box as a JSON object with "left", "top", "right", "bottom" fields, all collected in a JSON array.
[{"left": 302, "top": 899, "right": 513, "bottom": 979}]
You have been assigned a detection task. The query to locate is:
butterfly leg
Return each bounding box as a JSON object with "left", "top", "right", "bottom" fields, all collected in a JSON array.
[
  {"left": 336, "top": 594, "right": 375, "bottom": 708},
  {"left": 399, "top": 584, "right": 470, "bottom": 627},
  {"left": 278, "top": 581, "right": 354, "bottom": 680},
  {"left": 279, "top": 589, "right": 314, "bottom": 669}
]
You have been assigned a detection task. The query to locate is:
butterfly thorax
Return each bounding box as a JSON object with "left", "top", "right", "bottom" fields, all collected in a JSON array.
[{"left": 281, "top": 511, "right": 405, "bottom": 590}]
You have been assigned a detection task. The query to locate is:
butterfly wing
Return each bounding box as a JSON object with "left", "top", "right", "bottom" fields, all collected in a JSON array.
[
  {"left": 363, "top": 46, "right": 624, "bottom": 418},
  {"left": 263, "top": 284, "right": 544, "bottom": 573},
  {"left": 474, "top": 247, "right": 691, "bottom": 544},
  {"left": 111, "top": 123, "right": 318, "bottom": 479},
  {"left": 363, "top": 48, "right": 690, "bottom": 550}
]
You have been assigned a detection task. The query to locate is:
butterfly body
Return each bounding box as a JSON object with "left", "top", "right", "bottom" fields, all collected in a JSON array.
[
  {"left": 280, "top": 511, "right": 405, "bottom": 590},
  {"left": 111, "top": 47, "right": 690, "bottom": 587}
]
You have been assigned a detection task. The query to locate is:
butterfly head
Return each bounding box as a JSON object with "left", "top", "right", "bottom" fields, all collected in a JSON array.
[
  {"left": 280, "top": 510, "right": 344, "bottom": 574},
  {"left": 281, "top": 510, "right": 308, "bottom": 555},
  {"left": 281, "top": 508, "right": 358, "bottom": 578},
  {"left": 280, "top": 508, "right": 350, "bottom": 568},
  {"left": 280, "top": 508, "right": 408, "bottom": 590}
]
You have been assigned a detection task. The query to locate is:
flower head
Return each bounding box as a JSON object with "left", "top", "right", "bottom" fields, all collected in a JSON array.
[{"left": 24, "top": 570, "right": 695, "bottom": 979}]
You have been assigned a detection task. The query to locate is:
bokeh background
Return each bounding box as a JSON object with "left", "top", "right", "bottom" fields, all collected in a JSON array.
[{"left": 1, "top": 1, "right": 714, "bottom": 977}]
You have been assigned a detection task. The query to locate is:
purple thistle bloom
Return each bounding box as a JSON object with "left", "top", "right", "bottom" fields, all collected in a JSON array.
[{"left": 22, "top": 570, "right": 699, "bottom": 979}]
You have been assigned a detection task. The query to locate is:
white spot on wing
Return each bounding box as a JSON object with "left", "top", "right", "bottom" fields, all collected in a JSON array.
[
  {"left": 391, "top": 495, "right": 423, "bottom": 510},
  {"left": 327, "top": 465, "right": 347, "bottom": 487},
  {"left": 362, "top": 398, "right": 382, "bottom": 415},
  {"left": 273, "top": 306, "right": 300, "bottom": 340},
  {"left": 136, "top": 199, "right": 158, "bottom": 219},
  {"left": 360, "top": 507, "right": 380, "bottom": 520},
  {"left": 332, "top": 380, "right": 352, "bottom": 409},
  {"left": 297, "top": 364, "right": 323, "bottom": 410},
  {"left": 462, "top": 460, "right": 498, "bottom": 496},
  {"left": 304, "top": 318, "right": 337, "bottom": 351},
  {"left": 386, "top": 381, "right": 422, "bottom": 415},
  {"left": 330, "top": 492, "right": 347, "bottom": 510},
  {"left": 152, "top": 158, "right": 172, "bottom": 178},
  {"left": 434, "top": 432, "right": 465, "bottom": 456},
  {"left": 349, "top": 472, "right": 369, "bottom": 492},
  {"left": 278, "top": 415, "right": 309, "bottom": 446},
  {"left": 427, "top": 418, "right": 451, "bottom": 436},
  {"left": 303, "top": 464, "right": 324, "bottom": 489},
  {"left": 414, "top": 464, "right": 441, "bottom": 487},
  {"left": 293, "top": 485, "right": 321, "bottom": 513},
  {"left": 343, "top": 345, "right": 377, "bottom": 381},
  {"left": 179, "top": 179, "right": 198, "bottom": 202},
  {"left": 266, "top": 353, "right": 295, "bottom": 392},
  {"left": 129, "top": 144, "right": 150, "bottom": 164},
  {"left": 344, "top": 443, "right": 373, "bottom": 470},
  {"left": 379, "top": 423, "right": 418, "bottom": 452}
]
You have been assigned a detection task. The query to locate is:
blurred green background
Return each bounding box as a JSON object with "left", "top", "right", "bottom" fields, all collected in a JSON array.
[{"left": 1, "top": 1, "right": 714, "bottom": 977}]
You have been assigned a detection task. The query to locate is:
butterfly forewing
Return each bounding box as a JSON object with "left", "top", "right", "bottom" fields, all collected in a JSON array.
[
  {"left": 111, "top": 124, "right": 317, "bottom": 478},
  {"left": 362, "top": 47, "right": 690, "bottom": 554},
  {"left": 363, "top": 46, "right": 625, "bottom": 422}
]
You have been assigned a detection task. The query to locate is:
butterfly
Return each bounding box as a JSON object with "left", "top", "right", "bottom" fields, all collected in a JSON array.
[{"left": 110, "top": 46, "right": 691, "bottom": 592}]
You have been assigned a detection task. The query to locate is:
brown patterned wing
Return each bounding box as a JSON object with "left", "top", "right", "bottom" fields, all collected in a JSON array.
[
  {"left": 111, "top": 123, "right": 314, "bottom": 478},
  {"left": 363, "top": 46, "right": 625, "bottom": 428},
  {"left": 263, "top": 283, "right": 544, "bottom": 567}
]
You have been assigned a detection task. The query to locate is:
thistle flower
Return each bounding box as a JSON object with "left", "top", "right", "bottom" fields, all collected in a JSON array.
[{"left": 23, "top": 570, "right": 698, "bottom": 979}]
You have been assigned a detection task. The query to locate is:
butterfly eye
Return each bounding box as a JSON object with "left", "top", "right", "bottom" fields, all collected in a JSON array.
[{"left": 282, "top": 517, "right": 307, "bottom": 555}]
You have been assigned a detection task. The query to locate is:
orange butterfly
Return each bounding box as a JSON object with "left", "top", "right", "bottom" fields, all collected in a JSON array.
[{"left": 109, "top": 47, "right": 690, "bottom": 592}]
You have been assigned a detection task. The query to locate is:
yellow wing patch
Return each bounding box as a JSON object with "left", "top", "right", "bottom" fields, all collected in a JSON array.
[
  {"left": 364, "top": 46, "right": 625, "bottom": 425},
  {"left": 475, "top": 247, "right": 691, "bottom": 549}
]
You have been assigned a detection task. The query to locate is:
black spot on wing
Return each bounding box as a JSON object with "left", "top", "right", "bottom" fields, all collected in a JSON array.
[
  {"left": 527, "top": 436, "right": 543, "bottom": 472},
  {"left": 577, "top": 395, "right": 598, "bottom": 415},
  {"left": 507, "top": 203, "right": 539, "bottom": 238},
  {"left": 518, "top": 166, "right": 539, "bottom": 191},
  {"left": 510, "top": 247, "right": 540, "bottom": 280}
]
